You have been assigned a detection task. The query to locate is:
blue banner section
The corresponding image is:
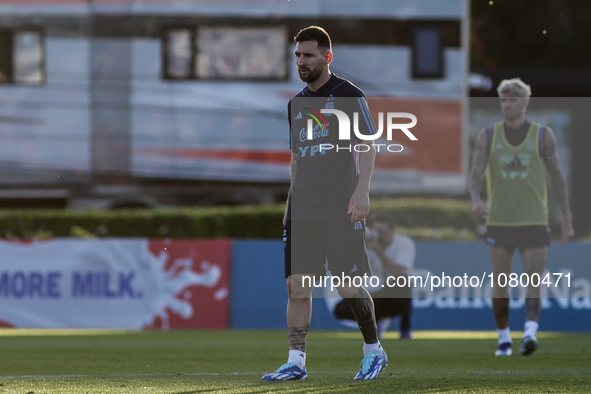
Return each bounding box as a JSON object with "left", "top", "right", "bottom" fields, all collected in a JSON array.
[
  {"left": 230, "top": 240, "right": 591, "bottom": 331},
  {"left": 230, "top": 241, "right": 286, "bottom": 329}
]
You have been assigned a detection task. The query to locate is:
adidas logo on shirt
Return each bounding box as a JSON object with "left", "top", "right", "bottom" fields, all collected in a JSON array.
[{"left": 295, "top": 112, "right": 302, "bottom": 120}]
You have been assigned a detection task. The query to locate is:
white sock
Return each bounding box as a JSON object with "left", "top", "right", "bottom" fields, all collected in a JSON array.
[
  {"left": 363, "top": 341, "right": 383, "bottom": 355},
  {"left": 288, "top": 350, "right": 306, "bottom": 369},
  {"left": 497, "top": 327, "right": 512, "bottom": 344},
  {"left": 524, "top": 321, "right": 539, "bottom": 338}
]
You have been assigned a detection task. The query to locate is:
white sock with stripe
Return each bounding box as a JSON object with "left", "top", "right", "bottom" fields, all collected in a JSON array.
[
  {"left": 287, "top": 350, "right": 306, "bottom": 369},
  {"left": 363, "top": 341, "right": 383, "bottom": 355}
]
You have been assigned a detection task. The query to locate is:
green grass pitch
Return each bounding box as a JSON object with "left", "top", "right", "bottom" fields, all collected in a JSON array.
[{"left": 0, "top": 329, "right": 589, "bottom": 393}]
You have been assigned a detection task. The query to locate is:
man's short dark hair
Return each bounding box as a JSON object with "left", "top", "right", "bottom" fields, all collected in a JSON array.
[
  {"left": 294, "top": 26, "right": 331, "bottom": 52},
  {"left": 373, "top": 212, "right": 396, "bottom": 229}
]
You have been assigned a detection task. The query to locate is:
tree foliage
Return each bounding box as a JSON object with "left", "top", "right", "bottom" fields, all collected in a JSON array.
[{"left": 471, "top": 0, "right": 591, "bottom": 70}]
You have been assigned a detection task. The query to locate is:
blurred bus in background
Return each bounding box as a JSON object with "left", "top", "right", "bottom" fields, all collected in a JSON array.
[{"left": 0, "top": 0, "right": 468, "bottom": 209}]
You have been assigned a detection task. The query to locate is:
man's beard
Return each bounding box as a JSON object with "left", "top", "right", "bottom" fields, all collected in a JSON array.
[{"left": 298, "top": 65, "right": 323, "bottom": 83}]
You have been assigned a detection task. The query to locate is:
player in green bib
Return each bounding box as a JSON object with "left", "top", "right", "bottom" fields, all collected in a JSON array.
[{"left": 470, "top": 78, "right": 574, "bottom": 357}]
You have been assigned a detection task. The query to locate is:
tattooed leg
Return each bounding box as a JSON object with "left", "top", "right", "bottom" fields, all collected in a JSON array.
[
  {"left": 287, "top": 275, "right": 312, "bottom": 351},
  {"left": 519, "top": 247, "right": 547, "bottom": 352},
  {"left": 521, "top": 247, "right": 547, "bottom": 323},
  {"left": 344, "top": 287, "right": 379, "bottom": 345},
  {"left": 525, "top": 298, "right": 541, "bottom": 323},
  {"left": 288, "top": 326, "right": 309, "bottom": 352}
]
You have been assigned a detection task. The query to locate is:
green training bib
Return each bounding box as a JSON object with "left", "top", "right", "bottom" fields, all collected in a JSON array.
[{"left": 486, "top": 122, "right": 548, "bottom": 226}]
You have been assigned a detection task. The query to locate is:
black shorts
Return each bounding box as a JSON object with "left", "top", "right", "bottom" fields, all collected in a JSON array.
[
  {"left": 284, "top": 219, "right": 371, "bottom": 278},
  {"left": 485, "top": 225, "right": 551, "bottom": 253}
]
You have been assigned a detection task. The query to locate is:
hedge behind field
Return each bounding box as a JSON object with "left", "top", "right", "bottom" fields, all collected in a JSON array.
[
  {"left": 0, "top": 205, "right": 283, "bottom": 240},
  {"left": 371, "top": 198, "right": 479, "bottom": 230},
  {"left": 0, "top": 199, "right": 484, "bottom": 241}
]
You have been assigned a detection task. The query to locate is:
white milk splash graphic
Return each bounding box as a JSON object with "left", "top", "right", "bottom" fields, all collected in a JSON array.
[
  {"left": 0, "top": 239, "right": 224, "bottom": 329},
  {"left": 147, "top": 252, "right": 222, "bottom": 329}
]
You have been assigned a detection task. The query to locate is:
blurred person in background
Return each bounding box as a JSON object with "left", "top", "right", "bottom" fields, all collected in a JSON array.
[
  {"left": 470, "top": 78, "right": 574, "bottom": 356},
  {"left": 333, "top": 211, "right": 415, "bottom": 339}
]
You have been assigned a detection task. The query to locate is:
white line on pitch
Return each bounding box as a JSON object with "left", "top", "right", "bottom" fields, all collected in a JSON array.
[{"left": 0, "top": 370, "right": 587, "bottom": 380}]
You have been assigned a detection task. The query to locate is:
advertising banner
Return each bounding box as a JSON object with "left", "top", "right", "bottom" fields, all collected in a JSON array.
[
  {"left": 0, "top": 239, "right": 230, "bottom": 329},
  {"left": 231, "top": 240, "right": 591, "bottom": 331}
]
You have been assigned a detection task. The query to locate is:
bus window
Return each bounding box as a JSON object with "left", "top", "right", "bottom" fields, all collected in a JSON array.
[
  {"left": 165, "top": 28, "right": 193, "bottom": 79},
  {"left": 196, "top": 26, "right": 287, "bottom": 80},
  {"left": 412, "top": 26, "right": 443, "bottom": 79},
  {"left": 0, "top": 29, "right": 44, "bottom": 85}
]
